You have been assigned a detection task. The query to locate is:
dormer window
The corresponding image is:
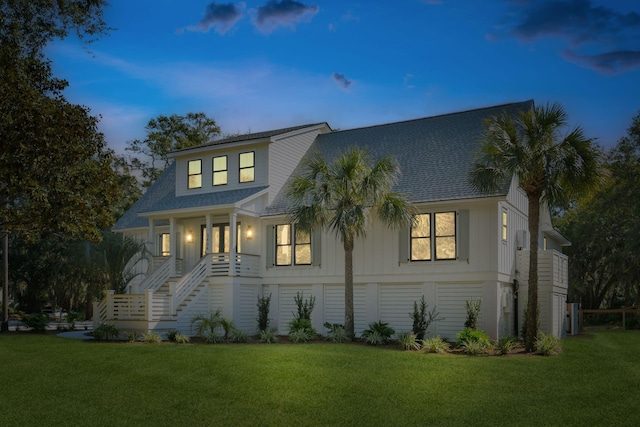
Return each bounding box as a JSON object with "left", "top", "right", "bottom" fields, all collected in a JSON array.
[
  {"left": 188, "top": 159, "right": 202, "bottom": 189},
  {"left": 213, "top": 155, "right": 228, "bottom": 186},
  {"left": 239, "top": 151, "right": 255, "bottom": 183}
]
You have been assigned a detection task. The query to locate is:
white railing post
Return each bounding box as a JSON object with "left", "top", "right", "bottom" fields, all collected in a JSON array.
[
  {"left": 169, "top": 282, "right": 176, "bottom": 316},
  {"left": 107, "top": 290, "right": 115, "bottom": 320},
  {"left": 145, "top": 289, "right": 153, "bottom": 321},
  {"left": 92, "top": 300, "right": 99, "bottom": 329}
]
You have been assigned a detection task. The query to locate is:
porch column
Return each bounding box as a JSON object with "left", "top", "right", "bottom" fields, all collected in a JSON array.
[
  {"left": 169, "top": 217, "right": 177, "bottom": 276},
  {"left": 229, "top": 211, "right": 237, "bottom": 277},
  {"left": 205, "top": 214, "right": 213, "bottom": 254},
  {"left": 147, "top": 218, "right": 156, "bottom": 256}
]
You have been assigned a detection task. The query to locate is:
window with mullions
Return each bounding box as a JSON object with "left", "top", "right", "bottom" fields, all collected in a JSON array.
[
  {"left": 411, "top": 214, "right": 431, "bottom": 261},
  {"left": 502, "top": 210, "right": 508, "bottom": 241},
  {"left": 239, "top": 151, "right": 255, "bottom": 183},
  {"left": 213, "top": 155, "right": 227, "bottom": 186},
  {"left": 410, "top": 212, "right": 457, "bottom": 261},
  {"left": 275, "top": 224, "right": 311, "bottom": 266},
  {"left": 434, "top": 212, "right": 456, "bottom": 260},
  {"left": 188, "top": 159, "right": 202, "bottom": 189}
]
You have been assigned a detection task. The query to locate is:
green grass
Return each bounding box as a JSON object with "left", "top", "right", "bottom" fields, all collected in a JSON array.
[{"left": 1, "top": 332, "right": 639, "bottom": 426}]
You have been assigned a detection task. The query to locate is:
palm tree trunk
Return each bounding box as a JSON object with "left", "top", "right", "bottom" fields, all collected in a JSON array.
[
  {"left": 525, "top": 193, "right": 541, "bottom": 352},
  {"left": 344, "top": 235, "right": 355, "bottom": 340}
]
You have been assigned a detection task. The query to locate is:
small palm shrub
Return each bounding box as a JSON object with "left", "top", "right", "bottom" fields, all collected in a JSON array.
[
  {"left": 174, "top": 333, "right": 191, "bottom": 344},
  {"left": 126, "top": 332, "right": 138, "bottom": 342},
  {"left": 259, "top": 329, "right": 278, "bottom": 343},
  {"left": 220, "top": 318, "right": 236, "bottom": 341},
  {"left": 323, "top": 322, "right": 347, "bottom": 343},
  {"left": 461, "top": 339, "right": 489, "bottom": 355},
  {"left": 191, "top": 310, "right": 223, "bottom": 342},
  {"left": 494, "top": 336, "right": 517, "bottom": 355},
  {"left": 535, "top": 332, "right": 561, "bottom": 356},
  {"left": 141, "top": 332, "right": 162, "bottom": 343},
  {"left": 397, "top": 331, "right": 420, "bottom": 351},
  {"left": 456, "top": 327, "right": 491, "bottom": 348},
  {"left": 420, "top": 336, "right": 450, "bottom": 353},
  {"left": 93, "top": 323, "right": 120, "bottom": 340},
  {"left": 362, "top": 321, "right": 395, "bottom": 345}
]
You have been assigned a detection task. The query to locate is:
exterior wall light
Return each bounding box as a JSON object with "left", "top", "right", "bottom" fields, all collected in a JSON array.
[
  {"left": 246, "top": 225, "right": 253, "bottom": 240},
  {"left": 185, "top": 230, "right": 194, "bottom": 243}
]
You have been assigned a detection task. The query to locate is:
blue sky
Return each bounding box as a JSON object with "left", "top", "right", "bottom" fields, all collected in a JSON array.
[{"left": 47, "top": 0, "right": 640, "bottom": 153}]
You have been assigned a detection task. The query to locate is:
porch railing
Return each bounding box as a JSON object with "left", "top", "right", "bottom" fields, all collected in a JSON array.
[
  {"left": 210, "top": 253, "right": 261, "bottom": 277},
  {"left": 135, "top": 256, "right": 173, "bottom": 294}
]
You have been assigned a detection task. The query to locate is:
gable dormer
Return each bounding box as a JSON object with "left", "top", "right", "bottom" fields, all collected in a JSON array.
[{"left": 169, "top": 123, "right": 331, "bottom": 200}]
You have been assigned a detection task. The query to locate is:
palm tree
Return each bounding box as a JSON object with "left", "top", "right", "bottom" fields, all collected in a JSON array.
[
  {"left": 469, "top": 102, "right": 603, "bottom": 351},
  {"left": 287, "top": 147, "right": 415, "bottom": 339}
]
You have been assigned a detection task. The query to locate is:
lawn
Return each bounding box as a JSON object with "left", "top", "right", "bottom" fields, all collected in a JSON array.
[{"left": 1, "top": 332, "right": 638, "bottom": 426}]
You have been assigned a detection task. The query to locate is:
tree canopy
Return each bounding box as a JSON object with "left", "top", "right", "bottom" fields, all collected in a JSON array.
[
  {"left": 126, "top": 112, "right": 221, "bottom": 187},
  {"left": 557, "top": 111, "right": 640, "bottom": 309},
  {"left": 469, "top": 102, "right": 604, "bottom": 350}
]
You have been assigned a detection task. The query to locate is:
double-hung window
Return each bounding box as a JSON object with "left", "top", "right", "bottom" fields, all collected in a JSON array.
[
  {"left": 502, "top": 210, "right": 508, "bottom": 242},
  {"left": 188, "top": 159, "right": 202, "bottom": 189},
  {"left": 213, "top": 155, "right": 228, "bottom": 186},
  {"left": 410, "top": 212, "right": 457, "bottom": 261},
  {"left": 239, "top": 152, "right": 255, "bottom": 183},
  {"left": 275, "top": 224, "right": 311, "bottom": 266}
]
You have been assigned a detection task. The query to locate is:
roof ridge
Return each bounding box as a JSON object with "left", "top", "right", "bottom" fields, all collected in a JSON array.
[{"left": 331, "top": 100, "right": 534, "bottom": 135}]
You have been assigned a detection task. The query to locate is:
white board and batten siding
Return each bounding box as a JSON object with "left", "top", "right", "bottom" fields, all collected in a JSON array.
[
  {"left": 323, "top": 284, "right": 367, "bottom": 334},
  {"left": 268, "top": 128, "right": 324, "bottom": 205},
  {"left": 435, "top": 283, "right": 484, "bottom": 341},
  {"left": 237, "top": 284, "right": 259, "bottom": 333},
  {"left": 378, "top": 284, "right": 424, "bottom": 335}
]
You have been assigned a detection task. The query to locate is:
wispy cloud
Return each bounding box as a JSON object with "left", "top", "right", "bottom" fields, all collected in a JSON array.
[
  {"left": 253, "top": 0, "right": 319, "bottom": 33},
  {"left": 493, "top": 0, "right": 640, "bottom": 73},
  {"left": 186, "top": 2, "right": 245, "bottom": 34},
  {"left": 332, "top": 72, "right": 352, "bottom": 90}
]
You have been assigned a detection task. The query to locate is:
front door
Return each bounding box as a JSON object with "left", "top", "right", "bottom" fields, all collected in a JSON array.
[{"left": 201, "top": 224, "right": 241, "bottom": 256}]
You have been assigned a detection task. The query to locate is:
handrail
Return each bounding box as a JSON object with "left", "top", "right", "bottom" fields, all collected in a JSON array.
[
  {"left": 135, "top": 256, "right": 173, "bottom": 294},
  {"left": 174, "top": 255, "right": 209, "bottom": 310}
]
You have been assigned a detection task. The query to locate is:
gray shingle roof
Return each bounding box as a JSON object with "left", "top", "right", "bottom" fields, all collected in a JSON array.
[
  {"left": 264, "top": 100, "right": 533, "bottom": 216},
  {"left": 113, "top": 162, "right": 268, "bottom": 230}
]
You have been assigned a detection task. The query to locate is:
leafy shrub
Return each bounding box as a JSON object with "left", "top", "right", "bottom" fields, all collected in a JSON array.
[
  {"left": 259, "top": 329, "right": 278, "bottom": 343},
  {"left": 364, "top": 331, "right": 384, "bottom": 345},
  {"left": 166, "top": 329, "right": 179, "bottom": 342},
  {"left": 288, "top": 318, "right": 316, "bottom": 342},
  {"left": 21, "top": 313, "right": 50, "bottom": 332},
  {"left": 173, "top": 333, "right": 190, "bottom": 344},
  {"left": 230, "top": 328, "right": 248, "bottom": 343},
  {"left": 461, "top": 339, "right": 489, "bottom": 355},
  {"left": 410, "top": 296, "right": 443, "bottom": 340},
  {"left": 323, "top": 322, "right": 347, "bottom": 343},
  {"left": 66, "top": 312, "right": 81, "bottom": 330},
  {"left": 141, "top": 333, "right": 162, "bottom": 343},
  {"left": 535, "top": 332, "right": 561, "bottom": 356},
  {"left": 464, "top": 298, "right": 482, "bottom": 330},
  {"left": 420, "top": 336, "right": 450, "bottom": 353},
  {"left": 94, "top": 323, "right": 120, "bottom": 340},
  {"left": 456, "top": 327, "right": 490, "bottom": 348},
  {"left": 126, "top": 332, "right": 138, "bottom": 342},
  {"left": 362, "top": 321, "right": 395, "bottom": 345},
  {"left": 494, "top": 336, "right": 517, "bottom": 355},
  {"left": 256, "top": 294, "right": 272, "bottom": 332},
  {"left": 206, "top": 331, "right": 223, "bottom": 344},
  {"left": 293, "top": 292, "right": 315, "bottom": 321},
  {"left": 397, "top": 331, "right": 420, "bottom": 351}
]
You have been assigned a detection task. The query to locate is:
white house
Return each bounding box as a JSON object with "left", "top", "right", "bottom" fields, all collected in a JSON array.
[{"left": 101, "top": 100, "right": 569, "bottom": 340}]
